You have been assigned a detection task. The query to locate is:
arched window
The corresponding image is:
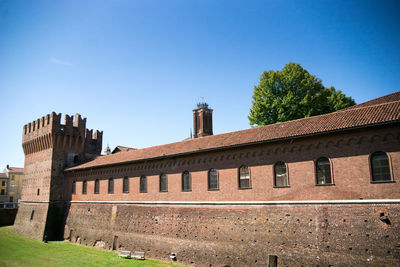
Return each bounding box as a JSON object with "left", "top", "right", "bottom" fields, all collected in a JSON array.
[
  {"left": 123, "top": 177, "right": 129, "bottom": 193},
  {"left": 239, "top": 165, "right": 251, "bottom": 189},
  {"left": 108, "top": 178, "right": 114, "bottom": 194},
  {"left": 140, "top": 175, "right": 147, "bottom": 193},
  {"left": 316, "top": 157, "right": 332, "bottom": 185},
  {"left": 159, "top": 173, "right": 168, "bottom": 192},
  {"left": 208, "top": 168, "right": 219, "bottom": 190},
  {"left": 94, "top": 179, "right": 99, "bottom": 194},
  {"left": 182, "top": 171, "right": 191, "bottom": 191},
  {"left": 274, "top": 161, "right": 288, "bottom": 187},
  {"left": 72, "top": 181, "right": 76, "bottom": 194},
  {"left": 82, "top": 180, "right": 87, "bottom": 194},
  {"left": 371, "top": 151, "right": 391, "bottom": 181}
]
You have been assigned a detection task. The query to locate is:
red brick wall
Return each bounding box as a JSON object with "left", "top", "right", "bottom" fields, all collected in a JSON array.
[
  {"left": 63, "top": 125, "right": 400, "bottom": 266},
  {"left": 65, "top": 203, "right": 400, "bottom": 266},
  {"left": 68, "top": 126, "right": 400, "bottom": 202}
]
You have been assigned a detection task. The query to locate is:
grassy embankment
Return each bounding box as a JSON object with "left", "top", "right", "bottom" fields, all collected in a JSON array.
[{"left": 0, "top": 226, "right": 184, "bottom": 267}]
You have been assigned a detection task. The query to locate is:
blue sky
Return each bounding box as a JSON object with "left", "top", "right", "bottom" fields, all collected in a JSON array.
[{"left": 0, "top": 0, "right": 399, "bottom": 169}]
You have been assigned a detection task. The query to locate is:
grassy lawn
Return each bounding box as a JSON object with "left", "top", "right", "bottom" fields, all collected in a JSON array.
[{"left": 0, "top": 226, "right": 184, "bottom": 267}]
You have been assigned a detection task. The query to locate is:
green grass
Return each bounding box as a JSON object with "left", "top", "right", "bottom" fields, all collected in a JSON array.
[{"left": 0, "top": 226, "right": 184, "bottom": 267}]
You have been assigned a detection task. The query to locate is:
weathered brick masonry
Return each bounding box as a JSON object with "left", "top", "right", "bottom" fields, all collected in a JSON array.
[{"left": 14, "top": 92, "right": 400, "bottom": 266}]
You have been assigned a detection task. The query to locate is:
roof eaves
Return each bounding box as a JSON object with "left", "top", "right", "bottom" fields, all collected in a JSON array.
[{"left": 65, "top": 119, "right": 399, "bottom": 172}]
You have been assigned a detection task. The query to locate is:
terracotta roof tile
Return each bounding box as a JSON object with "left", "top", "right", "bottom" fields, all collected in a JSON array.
[{"left": 67, "top": 92, "right": 400, "bottom": 171}]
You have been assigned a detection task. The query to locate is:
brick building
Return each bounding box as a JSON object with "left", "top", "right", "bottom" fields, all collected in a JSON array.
[{"left": 13, "top": 92, "right": 400, "bottom": 266}]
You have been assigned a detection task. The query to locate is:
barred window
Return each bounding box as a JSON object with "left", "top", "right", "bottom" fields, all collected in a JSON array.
[
  {"left": 72, "top": 181, "right": 76, "bottom": 194},
  {"left": 208, "top": 168, "right": 219, "bottom": 190},
  {"left": 182, "top": 171, "right": 191, "bottom": 191},
  {"left": 140, "top": 175, "right": 147, "bottom": 193},
  {"left": 371, "top": 151, "right": 391, "bottom": 181},
  {"left": 82, "top": 180, "right": 87, "bottom": 194},
  {"left": 239, "top": 165, "right": 251, "bottom": 189},
  {"left": 94, "top": 179, "right": 99, "bottom": 194},
  {"left": 123, "top": 177, "right": 129, "bottom": 193},
  {"left": 159, "top": 173, "right": 168, "bottom": 192},
  {"left": 316, "top": 157, "right": 332, "bottom": 185},
  {"left": 108, "top": 178, "right": 114, "bottom": 194},
  {"left": 274, "top": 161, "right": 288, "bottom": 187}
]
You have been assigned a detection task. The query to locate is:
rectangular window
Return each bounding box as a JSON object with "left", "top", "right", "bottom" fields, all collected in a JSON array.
[
  {"left": 239, "top": 166, "right": 251, "bottom": 189},
  {"left": 0, "top": 189, "right": 4, "bottom": 195},
  {"left": 159, "top": 173, "right": 168, "bottom": 192},
  {"left": 94, "top": 179, "right": 99, "bottom": 194},
  {"left": 72, "top": 181, "right": 76, "bottom": 194},
  {"left": 82, "top": 181, "right": 87, "bottom": 194},
  {"left": 108, "top": 178, "right": 114, "bottom": 194},
  {"left": 140, "top": 175, "right": 147, "bottom": 193},
  {"left": 1, "top": 181, "right": 5, "bottom": 186},
  {"left": 123, "top": 177, "right": 129, "bottom": 193}
]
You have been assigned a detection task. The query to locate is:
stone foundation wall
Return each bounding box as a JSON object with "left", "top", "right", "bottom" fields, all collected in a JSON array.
[
  {"left": 65, "top": 202, "right": 400, "bottom": 266},
  {"left": 13, "top": 202, "right": 49, "bottom": 240}
]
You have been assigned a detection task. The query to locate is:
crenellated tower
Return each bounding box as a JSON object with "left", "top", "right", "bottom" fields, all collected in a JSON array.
[{"left": 14, "top": 112, "right": 102, "bottom": 241}]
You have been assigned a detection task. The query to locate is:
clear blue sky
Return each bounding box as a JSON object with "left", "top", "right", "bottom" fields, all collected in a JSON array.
[{"left": 0, "top": 0, "right": 399, "bottom": 169}]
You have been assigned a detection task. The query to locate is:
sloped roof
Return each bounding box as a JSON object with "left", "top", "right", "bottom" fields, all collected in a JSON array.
[
  {"left": 112, "top": 145, "right": 136, "bottom": 154},
  {"left": 7, "top": 167, "right": 24, "bottom": 173},
  {"left": 0, "top": 173, "right": 7, "bottom": 179},
  {"left": 343, "top": 91, "right": 400, "bottom": 110},
  {"left": 67, "top": 91, "right": 400, "bottom": 171}
]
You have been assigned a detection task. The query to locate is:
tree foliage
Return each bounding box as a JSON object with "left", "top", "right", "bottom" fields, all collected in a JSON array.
[{"left": 249, "top": 63, "right": 355, "bottom": 126}]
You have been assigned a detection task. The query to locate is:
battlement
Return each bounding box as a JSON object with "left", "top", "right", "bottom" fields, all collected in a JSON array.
[
  {"left": 22, "top": 113, "right": 88, "bottom": 142},
  {"left": 22, "top": 112, "right": 102, "bottom": 156}
]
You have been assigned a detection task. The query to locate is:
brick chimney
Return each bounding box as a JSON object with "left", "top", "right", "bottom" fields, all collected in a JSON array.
[{"left": 193, "top": 102, "right": 213, "bottom": 138}]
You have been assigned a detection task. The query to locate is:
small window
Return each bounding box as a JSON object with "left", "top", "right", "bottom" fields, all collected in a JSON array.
[
  {"left": 30, "top": 210, "right": 35, "bottom": 220},
  {"left": 140, "top": 175, "right": 147, "bottom": 193},
  {"left": 159, "top": 173, "right": 168, "bottom": 192},
  {"left": 73, "top": 155, "right": 79, "bottom": 164},
  {"left": 82, "top": 180, "right": 87, "bottom": 194},
  {"left": 182, "top": 171, "right": 191, "bottom": 191},
  {"left": 108, "top": 178, "right": 114, "bottom": 194},
  {"left": 123, "top": 177, "right": 129, "bottom": 193},
  {"left": 1, "top": 181, "right": 5, "bottom": 186},
  {"left": 37, "top": 188, "right": 40, "bottom": 196},
  {"left": 208, "top": 168, "right": 219, "bottom": 190},
  {"left": 239, "top": 165, "right": 251, "bottom": 189},
  {"left": 0, "top": 189, "right": 4, "bottom": 195},
  {"left": 274, "top": 161, "right": 288, "bottom": 187},
  {"left": 94, "top": 179, "right": 99, "bottom": 194},
  {"left": 9, "top": 196, "right": 13, "bottom": 202},
  {"left": 316, "top": 157, "right": 332, "bottom": 185},
  {"left": 72, "top": 181, "right": 76, "bottom": 194},
  {"left": 371, "top": 151, "right": 391, "bottom": 182}
]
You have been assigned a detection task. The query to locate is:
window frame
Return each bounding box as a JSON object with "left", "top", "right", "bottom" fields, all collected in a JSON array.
[
  {"left": 182, "top": 171, "right": 192, "bottom": 192},
  {"left": 159, "top": 173, "right": 168, "bottom": 192},
  {"left": 238, "top": 165, "right": 251, "bottom": 189},
  {"left": 108, "top": 178, "right": 114, "bottom": 194},
  {"left": 273, "top": 161, "right": 289, "bottom": 188},
  {"left": 72, "top": 181, "right": 76, "bottom": 194},
  {"left": 315, "top": 157, "right": 334, "bottom": 186},
  {"left": 208, "top": 168, "right": 219, "bottom": 190},
  {"left": 122, "top": 176, "right": 129, "bottom": 193},
  {"left": 370, "top": 151, "right": 394, "bottom": 183},
  {"left": 82, "top": 180, "right": 87, "bottom": 195},
  {"left": 140, "top": 175, "right": 147, "bottom": 193},
  {"left": 94, "top": 179, "right": 100, "bottom": 194}
]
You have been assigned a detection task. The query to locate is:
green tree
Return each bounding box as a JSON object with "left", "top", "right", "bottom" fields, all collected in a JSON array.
[{"left": 249, "top": 63, "right": 355, "bottom": 126}]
